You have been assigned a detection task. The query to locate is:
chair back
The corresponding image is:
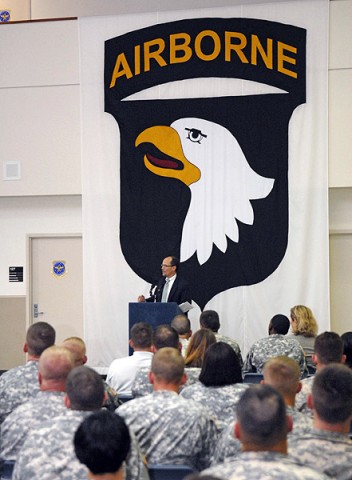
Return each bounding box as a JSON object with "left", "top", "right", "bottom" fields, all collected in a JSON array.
[
  {"left": 148, "top": 463, "right": 195, "bottom": 480},
  {"left": 243, "top": 373, "right": 263, "bottom": 384},
  {"left": 1, "top": 460, "right": 15, "bottom": 479},
  {"left": 118, "top": 394, "right": 134, "bottom": 403}
]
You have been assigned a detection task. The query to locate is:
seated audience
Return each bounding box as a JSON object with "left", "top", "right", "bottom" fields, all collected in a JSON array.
[
  {"left": 62, "top": 336, "right": 120, "bottom": 410},
  {"left": 0, "top": 346, "right": 74, "bottom": 461},
  {"left": 243, "top": 314, "right": 306, "bottom": 375},
  {"left": 107, "top": 322, "right": 153, "bottom": 395},
  {"left": 200, "top": 310, "right": 243, "bottom": 366},
  {"left": 118, "top": 348, "right": 217, "bottom": 471},
  {"left": 295, "top": 331, "right": 346, "bottom": 412},
  {"left": 289, "top": 364, "right": 352, "bottom": 479},
  {"left": 0, "top": 322, "right": 55, "bottom": 424},
  {"left": 289, "top": 305, "right": 318, "bottom": 370},
  {"left": 184, "top": 328, "right": 216, "bottom": 368},
  {"left": 341, "top": 331, "right": 352, "bottom": 369},
  {"left": 13, "top": 366, "right": 148, "bottom": 480},
  {"left": 181, "top": 342, "right": 248, "bottom": 430},
  {"left": 171, "top": 314, "right": 192, "bottom": 357},
  {"left": 74, "top": 410, "right": 132, "bottom": 480},
  {"left": 132, "top": 324, "right": 181, "bottom": 397},
  {"left": 201, "top": 385, "right": 327, "bottom": 479},
  {"left": 212, "top": 356, "right": 312, "bottom": 465}
]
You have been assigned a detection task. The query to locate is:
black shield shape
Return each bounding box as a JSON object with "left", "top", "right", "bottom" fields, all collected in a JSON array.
[{"left": 105, "top": 18, "right": 306, "bottom": 310}]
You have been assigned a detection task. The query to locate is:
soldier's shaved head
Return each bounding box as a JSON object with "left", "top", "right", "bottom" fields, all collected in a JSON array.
[
  {"left": 151, "top": 348, "right": 184, "bottom": 384},
  {"left": 39, "top": 346, "right": 74, "bottom": 382}
]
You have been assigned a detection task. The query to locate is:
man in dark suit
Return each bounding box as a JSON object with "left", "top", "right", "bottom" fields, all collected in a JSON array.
[{"left": 138, "top": 256, "right": 191, "bottom": 305}]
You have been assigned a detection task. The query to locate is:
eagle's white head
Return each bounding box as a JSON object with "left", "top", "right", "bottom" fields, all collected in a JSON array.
[{"left": 136, "top": 117, "right": 274, "bottom": 265}]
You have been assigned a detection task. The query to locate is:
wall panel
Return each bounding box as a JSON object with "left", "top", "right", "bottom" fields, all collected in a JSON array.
[
  {"left": 329, "top": 0, "right": 352, "bottom": 69},
  {"left": 328, "top": 70, "right": 352, "bottom": 187},
  {"left": 0, "top": 85, "right": 81, "bottom": 196},
  {"left": 0, "top": 296, "right": 26, "bottom": 370},
  {"left": 0, "top": 20, "right": 79, "bottom": 88}
]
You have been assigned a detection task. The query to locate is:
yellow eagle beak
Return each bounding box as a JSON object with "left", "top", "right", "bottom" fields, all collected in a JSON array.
[{"left": 135, "top": 125, "right": 201, "bottom": 186}]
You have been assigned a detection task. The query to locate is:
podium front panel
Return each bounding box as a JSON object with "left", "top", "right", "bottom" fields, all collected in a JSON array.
[{"left": 128, "top": 302, "right": 181, "bottom": 355}]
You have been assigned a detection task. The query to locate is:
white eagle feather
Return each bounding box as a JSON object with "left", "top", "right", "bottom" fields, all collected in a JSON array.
[{"left": 170, "top": 118, "right": 274, "bottom": 265}]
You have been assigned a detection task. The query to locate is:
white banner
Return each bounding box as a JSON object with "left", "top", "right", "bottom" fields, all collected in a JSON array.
[{"left": 79, "top": 1, "right": 329, "bottom": 372}]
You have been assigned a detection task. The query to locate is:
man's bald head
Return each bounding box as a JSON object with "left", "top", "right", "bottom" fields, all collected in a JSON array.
[
  {"left": 39, "top": 346, "right": 75, "bottom": 383},
  {"left": 263, "top": 356, "right": 301, "bottom": 399},
  {"left": 61, "top": 337, "right": 87, "bottom": 367},
  {"left": 151, "top": 348, "right": 184, "bottom": 385}
]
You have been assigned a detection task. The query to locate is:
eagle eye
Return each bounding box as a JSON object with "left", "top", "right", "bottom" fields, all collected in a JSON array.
[{"left": 185, "top": 128, "right": 207, "bottom": 144}]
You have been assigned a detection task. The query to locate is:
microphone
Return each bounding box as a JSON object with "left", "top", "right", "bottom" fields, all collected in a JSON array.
[{"left": 149, "top": 283, "right": 156, "bottom": 298}]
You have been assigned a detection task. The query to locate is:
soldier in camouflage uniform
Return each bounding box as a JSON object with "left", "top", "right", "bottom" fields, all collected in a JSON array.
[
  {"left": 295, "top": 331, "right": 345, "bottom": 413},
  {"left": 118, "top": 348, "right": 217, "bottom": 471},
  {"left": 199, "top": 310, "right": 243, "bottom": 367},
  {"left": 0, "top": 346, "right": 74, "bottom": 461},
  {"left": 201, "top": 385, "right": 328, "bottom": 480},
  {"left": 74, "top": 410, "right": 137, "bottom": 480},
  {"left": 0, "top": 321, "right": 55, "bottom": 424},
  {"left": 132, "top": 366, "right": 201, "bottom": 397},
  {"left": 61, "top": 336, "right": 121, "bottom": 410},
  {"left": 243, "top": 314, "right": 306, "bottom": 375},
  {"left": 212, "top": 356, "right": 312, "bottom": 465},
  {"left": 12, "top": 366, "right": 148, "bottom": 480},
  {"left": 289, "top": 364, "right": 352, "bottom": 479},
  {"left": 132, "top": 324, "right": 201, "bottom": 397},
  {"left": 181, "top": 342, "right": 248, "bottom": 431}
]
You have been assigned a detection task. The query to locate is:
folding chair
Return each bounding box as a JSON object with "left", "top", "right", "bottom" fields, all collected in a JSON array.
[
  {"left": 243, "top": 373, "right": 264, "bottom": 384},
  {"left": 148, "top": 463, "right": 195, "bottom": 480},
  {"left": 1, "top": 460, "right": 15, "bottom": 479}
]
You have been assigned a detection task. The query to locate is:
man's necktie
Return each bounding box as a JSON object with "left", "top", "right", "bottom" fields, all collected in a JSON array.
[{"left": 161, "top": 278, "right": 170, "bottom": 302}]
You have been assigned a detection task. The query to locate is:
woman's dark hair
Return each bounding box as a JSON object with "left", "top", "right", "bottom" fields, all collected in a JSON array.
[
  {"left": 341, "top": 331, "right": 352, "bottom": 368},
  {"left": 199, "top": 341, "right": 243, "bottom": 387}
]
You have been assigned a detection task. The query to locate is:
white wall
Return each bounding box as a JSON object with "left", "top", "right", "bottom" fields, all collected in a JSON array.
[
  {"left": 328, "top": 0, "right": 352, "bottom": 334},
  {"left": 0, "top": 20, "right": 81, "bottom": 196},
  {"left": 0, "top": 196, "right": 82, "bottom": 295},
  {"left": 329, "top": 0, "right": 352, "bottom": 188}
]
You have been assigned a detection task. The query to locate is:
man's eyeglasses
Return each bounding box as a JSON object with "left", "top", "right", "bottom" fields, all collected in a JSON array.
[{"left": 161, "top": 264, "right": 173, "bottom": 268}]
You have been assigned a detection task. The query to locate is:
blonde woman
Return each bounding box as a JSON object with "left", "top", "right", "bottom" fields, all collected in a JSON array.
[{"left": 290, "top": 305, "right": 318, "bottom": 370}]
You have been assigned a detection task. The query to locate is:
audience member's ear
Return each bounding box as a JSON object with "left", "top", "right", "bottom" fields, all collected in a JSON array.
[
  {"left": 260, "top": 379, "right": 265, "bottom": 385},
  {"left": 23, "top": 343, "right": 28, "bottom": 354},
  {"left": 102, "top": 391, "right": 109, "bottom": 406},
  {"left": 286, "top": 415, "right": 293, "bottom": 434},
  {"left": 296, "top": 381, "right": 302, "bottom": 394},
  {"left": 234, "top": 421, "right": 241, "bottom": 440},
  {"left": 129, "top": 339, "right": 134, "bottom": 350},
  {"left": 178, "top": 342, "right": 182, "bottom": 353},
  {"left": 307, "top": 393, "right": 314, "bottom": 410},
  {"left": 38, "top": 372, "right": 42, "bottom": 386},
  {"left": 180, "top": 372, "right": 188, "bottom": 386},
  {"left": 312, "top": 354, "right": 318, "bottom": 366},
  {"left": 151, "top": 345, "right": 157, "bottom": 354},
  {"left": 82, "top": 355, "right": 88, "bottom": 365},
  {"left": 148, "top": 371, "right": 155, "bottom": 385},
  {"left": 64, "top": 394, "right": 71, "bottom": 409},
  {"left": 342, "top": 354, "right": 346, "bottom": 364}
]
